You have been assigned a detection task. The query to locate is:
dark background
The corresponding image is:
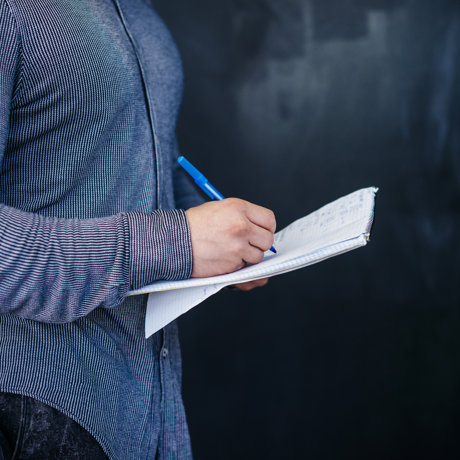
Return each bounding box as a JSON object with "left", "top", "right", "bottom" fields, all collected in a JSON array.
[{"left": 154, "top": 1, "right": 460, "bottom": 458}]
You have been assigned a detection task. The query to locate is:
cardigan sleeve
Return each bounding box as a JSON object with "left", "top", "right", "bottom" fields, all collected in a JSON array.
[{"left": 0, "top": 2, "right": 193, "bottom": 323}]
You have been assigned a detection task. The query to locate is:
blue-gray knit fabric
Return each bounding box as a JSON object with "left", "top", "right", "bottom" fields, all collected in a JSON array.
[{"left": 0, "top": 0, "right": 201, "bottom": 458}]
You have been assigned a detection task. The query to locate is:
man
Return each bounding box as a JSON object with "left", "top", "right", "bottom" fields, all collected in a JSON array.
[{"left": 0, "top": 0, "right": 275, "bottom": 458}]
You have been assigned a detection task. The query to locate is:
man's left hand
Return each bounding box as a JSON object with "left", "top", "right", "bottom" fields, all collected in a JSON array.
[{"left": 231, "top": 278, "right": 269, "bottom": 291}]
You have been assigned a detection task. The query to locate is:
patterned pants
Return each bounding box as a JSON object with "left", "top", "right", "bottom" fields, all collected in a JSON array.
[{"left": 0, "top": 393, "right": 108, "bottom": 460}]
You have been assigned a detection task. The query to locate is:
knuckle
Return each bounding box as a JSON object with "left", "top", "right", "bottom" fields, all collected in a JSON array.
[
  {"left": 229, "top": 241, "right": 244, "bottom": 257},
  {"left": 254, "top": 251, "right": 264, "bottom": 264},
  {"left": 232, "top": 218, "right": 249, "bottom": 235},
  {"left": 268, "top": 210, "right": 276, "bottom": 230},
  {"left": 262, "top": 235, "right": 274, "bottom": 252},
  {"left": 246, "top": 248, "right": 264, "bottom": 265},
  {"left": 226, "top": 197, "right": 244, "bottom": 211}
]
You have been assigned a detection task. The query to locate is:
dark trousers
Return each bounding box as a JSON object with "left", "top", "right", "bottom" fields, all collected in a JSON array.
[{"left": 0, "top": 393, "right": 108, "bottom": 460}]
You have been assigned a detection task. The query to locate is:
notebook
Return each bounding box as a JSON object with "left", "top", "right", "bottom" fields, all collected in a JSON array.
[{"left": 129, "top": 187, "right": 378, "bottom": 337}]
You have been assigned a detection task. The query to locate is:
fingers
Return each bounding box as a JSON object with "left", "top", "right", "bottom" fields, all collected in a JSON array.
[
  {"left": 247, "top": 223, "right": 275, "bottom": 252},
  {"left": 227, "top": 200, "right": 275, "bottom": 264},
  {"left": 242, "top": 244, "right": 265, "bottom": 265},
  {"left": 224, "top": 198, "right": 276, "bottom": 233},
  {"left": 243, "top": 202, "right": 276, "bottom": 233},
  {"left": 224, "top": 200, "right": 274, "bottom": 253},
  {"left": 230, "top": 218, "right": 273, "bottom": 263},
  {"left": 231, "top": 278, "right": 269, "bottom": 291}
]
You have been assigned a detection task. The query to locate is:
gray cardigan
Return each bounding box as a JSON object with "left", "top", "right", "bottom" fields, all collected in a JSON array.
[{"left": 0, "top": 0, "right": 200, "bottom": 458}]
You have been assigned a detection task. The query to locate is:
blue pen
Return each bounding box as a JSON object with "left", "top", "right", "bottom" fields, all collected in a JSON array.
[{"left": 178, "top": 155, "right": 277, "bottom": 254}]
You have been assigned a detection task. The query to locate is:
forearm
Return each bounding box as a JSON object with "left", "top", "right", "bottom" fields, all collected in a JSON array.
[{"left": 0, "top": 204, "right": 192, "bottom": 323}]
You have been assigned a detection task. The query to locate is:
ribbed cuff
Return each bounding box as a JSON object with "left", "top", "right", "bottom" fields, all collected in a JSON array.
[{"left": 126, "top": 209, "right": 193, "bottom": 290}]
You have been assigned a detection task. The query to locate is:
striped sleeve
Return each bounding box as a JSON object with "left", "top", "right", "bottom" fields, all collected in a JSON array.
[
  {"left": 127, "top": 209, "right": 193, "bottom": 290},
  {"left": 0, "top": 205, "right": 130, "bottom": 322},
  {"left": 0, "top": 205, "right": 193, "bottom": 323}
]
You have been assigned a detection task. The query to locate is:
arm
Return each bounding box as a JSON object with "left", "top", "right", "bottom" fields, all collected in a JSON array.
[
  {"left": 0, "top": 4, "right": 192, "bottom": 323},
  {"left": 0, "top": 205, "right": 191, "bottom": 323}
]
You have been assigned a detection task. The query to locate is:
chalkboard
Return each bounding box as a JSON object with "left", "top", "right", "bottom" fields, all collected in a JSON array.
[{"left": 154, "top": 1, "right": 460, "bottom": 458}]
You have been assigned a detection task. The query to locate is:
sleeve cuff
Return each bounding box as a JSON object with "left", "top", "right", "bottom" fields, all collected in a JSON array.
[{"left": 126, "top": 209, "right": 193, "bottom": 290}]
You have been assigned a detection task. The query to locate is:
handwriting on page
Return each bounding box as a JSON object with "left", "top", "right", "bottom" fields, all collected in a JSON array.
[{"left": 273, "top": 188, "right": 373, "bottom": 256}]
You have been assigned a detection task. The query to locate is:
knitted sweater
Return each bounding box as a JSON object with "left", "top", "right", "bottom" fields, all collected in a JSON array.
[{"left": 0, "top": 0, "right": 199, "bottom": 458}]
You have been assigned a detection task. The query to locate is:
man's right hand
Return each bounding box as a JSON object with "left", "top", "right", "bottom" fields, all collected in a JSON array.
[{"left": 185, "top": 198, "right": 276, "bottom": 279}]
